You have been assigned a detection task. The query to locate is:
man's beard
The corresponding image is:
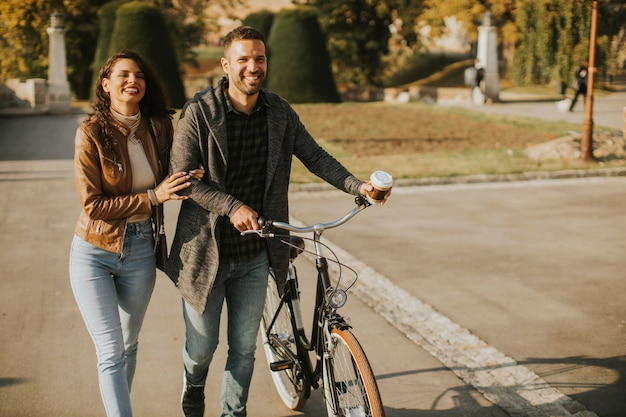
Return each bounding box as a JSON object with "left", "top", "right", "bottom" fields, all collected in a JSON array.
[{"left": 235, "top": 72, "right": 265, "bottom": 96}]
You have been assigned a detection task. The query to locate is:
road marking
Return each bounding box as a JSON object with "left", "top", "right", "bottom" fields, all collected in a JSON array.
[{"left": 292, "top": 216, "right": 598, "bottom": 417}]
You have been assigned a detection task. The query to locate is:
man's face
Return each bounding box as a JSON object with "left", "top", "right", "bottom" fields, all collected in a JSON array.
[{"left": 221, "top": 39, "right": 267, "bottom": 97}]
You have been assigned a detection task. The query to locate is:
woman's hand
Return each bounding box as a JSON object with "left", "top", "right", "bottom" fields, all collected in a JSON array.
[
  {"left": 189, "top": 164, "right": 205, "bottom": 181},
  {"left": 154, "top": 172, "right": 192, "bottom": 204}
]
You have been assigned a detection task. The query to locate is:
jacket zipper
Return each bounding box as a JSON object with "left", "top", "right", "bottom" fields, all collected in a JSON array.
[{"left": 102, "top": 156, "right": 123, "bottom": 172}]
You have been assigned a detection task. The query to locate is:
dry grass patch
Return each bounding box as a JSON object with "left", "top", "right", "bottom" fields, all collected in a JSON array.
[{"left": 289, "top": 102, "right": 624, "bottom": 183}]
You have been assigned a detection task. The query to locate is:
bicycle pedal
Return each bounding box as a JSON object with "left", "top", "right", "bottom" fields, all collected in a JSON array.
[{"left": 270, "top": 359, "right": 294, "bottom": 372}]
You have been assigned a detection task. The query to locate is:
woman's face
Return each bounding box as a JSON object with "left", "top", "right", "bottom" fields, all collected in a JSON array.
[{"left": 101, "top": 58, "right": 146, "bottom": 114}]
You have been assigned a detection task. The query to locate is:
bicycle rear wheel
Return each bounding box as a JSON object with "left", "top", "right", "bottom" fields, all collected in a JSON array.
[
  {"left": 261, "top": 274, "right": 309, "bottom": 410},
  {"left": 323, "top": 328, "right": 385, "bottom": 417}
]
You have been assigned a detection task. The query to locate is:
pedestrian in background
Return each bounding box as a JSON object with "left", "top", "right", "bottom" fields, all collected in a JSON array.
[
  {"left": 69, "top": 50, "right": 202, "bottom": 417},
  {"left": 474, "top": 58, "right": 485, "bottom": 91},
  {"left": 166, "top": 26, "right": 391, "bottom": 417},
  {"left": 569, "top": 59, "right": 589, "bottom": 112}
]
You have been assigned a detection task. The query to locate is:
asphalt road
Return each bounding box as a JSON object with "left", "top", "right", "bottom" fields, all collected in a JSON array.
[{"left": 0, "top": 91, "right": 625, "bottom": 417}]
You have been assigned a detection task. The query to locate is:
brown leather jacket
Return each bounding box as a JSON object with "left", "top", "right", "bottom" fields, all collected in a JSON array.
[{"left": 73, "top": 115, "right": 172, "bottom": 253}]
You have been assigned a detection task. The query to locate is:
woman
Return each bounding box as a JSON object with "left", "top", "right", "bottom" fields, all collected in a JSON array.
[{"left": 69, "top": 50, "right": 200, "bottom": 417}]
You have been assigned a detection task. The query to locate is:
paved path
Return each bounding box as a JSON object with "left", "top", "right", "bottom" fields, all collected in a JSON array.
[
  {"left": 0, "top": 91, "right": 624, "bottom": 417},
  {"left": 447, "top": 90, "right": 625, "bottom": 131}
]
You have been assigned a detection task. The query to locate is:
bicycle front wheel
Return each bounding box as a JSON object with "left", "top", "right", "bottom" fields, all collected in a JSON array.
[
  {"left": 261, "top": 274, "right": 309, "bottom": 410},
  {"left": 323, "top": 328, "right": 385, "bottom": 417}
]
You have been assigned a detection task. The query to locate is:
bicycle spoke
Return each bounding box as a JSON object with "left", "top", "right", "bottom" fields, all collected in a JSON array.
[
  {"left": 323, "top": 328, "right": 385, "bottom": 417},
  {"left": 261, "top": 274, "right": 309, "bottom": 410}
]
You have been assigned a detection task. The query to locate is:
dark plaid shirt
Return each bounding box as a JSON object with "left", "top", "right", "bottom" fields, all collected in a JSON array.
[{"left": 218, "top": 92, "right": 268, "bottom": 262}]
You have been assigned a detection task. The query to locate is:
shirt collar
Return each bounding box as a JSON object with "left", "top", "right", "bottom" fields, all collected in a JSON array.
[{"left": 223, "top": 81, "right": 268, "bottom": 115}]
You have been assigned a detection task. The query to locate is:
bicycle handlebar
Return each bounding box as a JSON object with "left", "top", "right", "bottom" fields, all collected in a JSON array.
[{"left": 241, "top": 195, "right": 371, "bottom": 238}]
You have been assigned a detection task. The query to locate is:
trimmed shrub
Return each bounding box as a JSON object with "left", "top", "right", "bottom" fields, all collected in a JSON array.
[
  {"left": 108, "top": 1, "right": 186, "bottom": 107},
  {"left": 242, "top": 9, "right": 275, "bottom": 40},
  {"left": 242, "top": 9, "right": 275, "bottom": 87},
  {"left": 266, "top": 7, "right": 340, "bottom": 103},
  {"left": 91, "top": 0, "right": 130, "bottom": 96}
]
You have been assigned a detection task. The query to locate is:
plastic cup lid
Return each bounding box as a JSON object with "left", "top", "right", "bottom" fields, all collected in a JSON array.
[{"left": 370, "top": 171, "right": 393, "bottom": 188}]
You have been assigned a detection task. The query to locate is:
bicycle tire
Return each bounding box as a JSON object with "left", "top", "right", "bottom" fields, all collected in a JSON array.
[
  {"left": 261, "top": 274, "right": 309, "bottom": 410},
  {"left": 323, "top": 328, "right": 385, "bottom": 417}
]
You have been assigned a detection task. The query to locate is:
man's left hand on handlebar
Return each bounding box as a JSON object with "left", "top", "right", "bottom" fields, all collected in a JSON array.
[{"left": 231, "top": 204, "right": 260, "bottom": 232}]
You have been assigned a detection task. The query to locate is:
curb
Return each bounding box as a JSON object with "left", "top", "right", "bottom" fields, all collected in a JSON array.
[{"left": 289, "top": 167, "right": 626, "bottom": 193}]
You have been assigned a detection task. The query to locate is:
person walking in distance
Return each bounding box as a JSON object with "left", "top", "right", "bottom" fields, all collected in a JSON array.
[
  {"left": 70, "top": 50, "right": 202, "bottom": 417},
  {"left": 569, "top": 59, "right": 589, "bottom": 112},
  {"left": 166, "top": 26, "right": 392, "bottom": 417}
]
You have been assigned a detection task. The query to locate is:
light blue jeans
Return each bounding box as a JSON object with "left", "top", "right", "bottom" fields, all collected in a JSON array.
[
  {"left": 182, "top": 250, "right": 269, "bottom": 417},
  {"left": 70, "top": 220, "right": 156, "bottom": 417}
]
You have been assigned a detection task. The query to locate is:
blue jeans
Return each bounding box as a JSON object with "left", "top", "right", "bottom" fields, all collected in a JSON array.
[
  {"left": 182, "top": 250, "right": 269, "bottom": 417},
  {"left": 70, "top": 220, "right": 156, "bottom": 417}
]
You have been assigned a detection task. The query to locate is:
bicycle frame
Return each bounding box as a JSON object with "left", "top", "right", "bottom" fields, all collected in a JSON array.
[{"left": 260, "top": 196, "right": 371, "bottom": 392}]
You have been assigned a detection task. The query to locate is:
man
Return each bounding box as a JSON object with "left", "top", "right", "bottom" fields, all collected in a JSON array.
[
  {"left": 166, "top": 26, "right": 391, "bottom": 417},
  {"left": 569, "top": 59, "right": 589, "bottom": 112}
]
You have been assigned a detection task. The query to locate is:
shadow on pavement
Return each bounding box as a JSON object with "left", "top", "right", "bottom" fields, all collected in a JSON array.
[{"left": 523, "top": 355, "right": 626, "bottom": 417}]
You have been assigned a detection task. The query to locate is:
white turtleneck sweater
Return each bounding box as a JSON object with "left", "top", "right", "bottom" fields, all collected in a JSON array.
[{"left": 112, "top": 109, "right": 155, "bottom": 223}]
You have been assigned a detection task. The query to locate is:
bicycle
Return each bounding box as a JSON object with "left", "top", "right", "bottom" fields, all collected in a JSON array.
[{"left": 242, "top": 195, "right": 386, "bottom": 417}]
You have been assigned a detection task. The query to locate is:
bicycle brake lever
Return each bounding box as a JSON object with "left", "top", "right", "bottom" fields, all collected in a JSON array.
[{"left": 240, "top": 229, "right": 275, "bottom": 238}]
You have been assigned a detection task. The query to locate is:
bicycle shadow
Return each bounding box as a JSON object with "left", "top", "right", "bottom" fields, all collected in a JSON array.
[
  {"left": 376, "top": 354, "right": 625, "bottom": 417},
  {"left": 289, "top": 379, "right": 506, "bottom": 417},
  {"left": 518, "top": 355, "right": 626, "bottom": 417},
  {"left": 282, "top": 354, "right": 626, "bottom": 417}
]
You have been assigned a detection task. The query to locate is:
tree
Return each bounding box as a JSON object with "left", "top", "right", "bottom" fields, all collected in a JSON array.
[
  {"left": 266, "top": 7, "right": 340, "bottom": 103},
  {"left": 305, "top": 0, "right": 398, "bottom": 87},
  {"left": 0, "top": 0, "right": 237, "bottom": 100},
  {"left": 511, "top": 0, "right": 591, "bottom": 85},
  {"left": 108, "top": 1, "right": 186, "bottom": 107},
  {"left": 411, "top": 0, "right": 624, "bottom": 87},
  {"left": 0, "top": 0, "right": 108, "bottom": 99}
]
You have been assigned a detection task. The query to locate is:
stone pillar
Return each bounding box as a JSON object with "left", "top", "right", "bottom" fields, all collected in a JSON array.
[
  {"left": 476, "top": 12, "right": 500, "bottom": 102},
  {"left": 46, "top": 12, "right": 71, "bottom": 114}
]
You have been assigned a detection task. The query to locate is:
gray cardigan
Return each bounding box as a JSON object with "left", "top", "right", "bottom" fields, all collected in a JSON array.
[{"left": 166, "top": 77, "right": 364, "bottom": 313}]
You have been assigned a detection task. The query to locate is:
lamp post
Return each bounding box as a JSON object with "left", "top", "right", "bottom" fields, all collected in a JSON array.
[{"left": 580, "top": 0, "right": 598, "bottom": 161}]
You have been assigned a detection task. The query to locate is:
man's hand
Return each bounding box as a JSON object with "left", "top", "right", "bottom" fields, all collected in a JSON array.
[
  {"left": 230, "top": 205, "right": 259, "bottom": 233},
  {"left": 359, "top": 182, "right": 392, "bottom": 205}
]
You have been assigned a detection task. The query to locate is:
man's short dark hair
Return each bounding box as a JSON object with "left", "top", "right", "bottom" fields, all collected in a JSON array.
[{"left": 223, "top": 26, "right": 265, "bottom": 51}]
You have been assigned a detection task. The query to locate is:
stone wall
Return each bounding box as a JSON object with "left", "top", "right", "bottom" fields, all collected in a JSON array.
[{"left": 0, "top": 79, "right": 47, "bottom": 114}]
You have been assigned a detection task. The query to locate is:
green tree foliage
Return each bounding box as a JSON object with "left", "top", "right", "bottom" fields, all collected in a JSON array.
[
  {"left": 108, "top": 1, "right": 186, "bottom": 107},
  {"left": 309, "top": 0, "right": 397, "bottom": 87},
  {"left": 0, "top": 0, "right": 108, "bottom": 99},
  {"left": 0, "top": 0, "right": 235, "bottom": 100},
  {"left": 511, "top": 0, "right": 591, "bottom": 85},
  {"left": 266, "top": 7, "right": 340, "bottom": 103}
]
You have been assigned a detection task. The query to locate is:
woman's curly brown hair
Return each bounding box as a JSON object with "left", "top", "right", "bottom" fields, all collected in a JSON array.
[{"left": 89, "top": 50, "right": 174, "bottom": 155}]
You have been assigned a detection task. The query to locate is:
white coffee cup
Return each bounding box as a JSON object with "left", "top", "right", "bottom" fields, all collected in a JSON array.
[{"left": 367, "top": 171, "right": 393, "bottom": 203}]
